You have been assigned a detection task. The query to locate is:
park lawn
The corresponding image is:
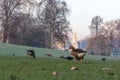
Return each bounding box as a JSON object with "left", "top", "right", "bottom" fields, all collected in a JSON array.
[
  {"left": 0, "top": 55, "right": 120, "bottom": 80},
  {"left": 0, "top": 43, "right": 120, "bottom": 80}
]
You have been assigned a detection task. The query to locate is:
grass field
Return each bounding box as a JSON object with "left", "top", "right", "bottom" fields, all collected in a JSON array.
[{"left": 0, "top": 43, "right": 120, "bottom": 80}]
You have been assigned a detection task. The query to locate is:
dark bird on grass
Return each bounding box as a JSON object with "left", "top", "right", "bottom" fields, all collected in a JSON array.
[
  {"left": 102, "top": 58, "right": 106, "bottom": 61},
  {"left": 41, "top": 68, "right": 45, "bottom": 70},
  {"left": 12, "top": 54, "right": 15, "bottom": 56},
  {"left": 60, "top": 55, "right": 73, "bottom": 61},
  {"left": 108, "top": 72, "right": 114, "bottom": 75},
  {"left": 65, "top": 56, "right": 73, "bottom": 61},
  {"left": 27, "top": 50, "right": 35, "bottom": 59}
]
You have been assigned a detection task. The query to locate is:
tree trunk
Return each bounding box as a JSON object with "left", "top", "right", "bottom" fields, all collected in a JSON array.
[
  {"left": 3, "top": 32, "right": 8, "bottom": 43},
  {"left": 3, "top": 19, "right": 10, "bottom": 44}
]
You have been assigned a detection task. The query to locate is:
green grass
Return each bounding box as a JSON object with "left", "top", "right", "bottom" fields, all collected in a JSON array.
[
  {"left": 0, "top": 56, "right": 120, "bottom": 80},
  {"left": 0, "top": 43, "right": 120, "bottom": 80}
]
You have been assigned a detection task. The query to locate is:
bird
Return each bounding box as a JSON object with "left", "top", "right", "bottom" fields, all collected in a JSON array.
[
  {"left": 69, "top": 45, "right": 87, "bottom": 53},
  {"left": 102, "top": 58, "right": 106, "bottom": 61},
  {"left": 60, "top": 55, "right": 73, "bottom": 61},
  {"left": 69, "top": 45, "right": 87, "bottom": 62}
]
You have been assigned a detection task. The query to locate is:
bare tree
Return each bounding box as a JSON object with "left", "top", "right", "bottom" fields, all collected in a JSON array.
[
  {"left": 88, "top": 16, "right": 120, "bottom": 56},
  {"left": 116, "top": 20, "right": 120, "bottom": 46},
  {"left": 0, "top": 0, "right": 35, "bottom": 43},
  {"left": 103, "top": 20, "right": 116, "bottom": 55},
  {"left": 37, "top": 0, "right": 70, "bottom": 48},
  {"left": 10, "top": 13, "right": 33, "bottom": 44},
  {"left": 89, "top": 15, "right": 103, "bottom": 37},
  {"left": 88, "top": 16, "right": 103, "bottom": 55}
]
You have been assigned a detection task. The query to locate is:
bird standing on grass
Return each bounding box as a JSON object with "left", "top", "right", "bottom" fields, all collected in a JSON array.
[{"left": 69, "top": 45, "right": 87, "bottom": 62}]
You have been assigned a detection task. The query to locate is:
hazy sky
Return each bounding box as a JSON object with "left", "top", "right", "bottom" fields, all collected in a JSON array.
[{"left": 65, "top": 0, "right": 120, "bottom": 40}]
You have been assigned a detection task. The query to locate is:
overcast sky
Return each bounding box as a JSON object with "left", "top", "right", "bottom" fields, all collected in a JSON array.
[{"left": 65, "top": 0, "right": 120, "bottom": 40}]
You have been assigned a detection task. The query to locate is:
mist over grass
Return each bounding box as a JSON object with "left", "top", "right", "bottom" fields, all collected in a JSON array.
[{"left": 0, "top": 43, "right": 68, "bottom": 58}]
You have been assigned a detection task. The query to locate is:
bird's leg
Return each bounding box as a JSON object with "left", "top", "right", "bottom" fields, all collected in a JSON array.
[{"left": 80, "top": 59, "right": 83, "bottom": 63}]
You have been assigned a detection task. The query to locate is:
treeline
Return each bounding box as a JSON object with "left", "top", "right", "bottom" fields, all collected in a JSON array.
[
  {"left": 0, "top": 0, "right": 71, "bottom": 48},
  {"left": 87, "top": 16, "right": 120, "bottom": 56}
]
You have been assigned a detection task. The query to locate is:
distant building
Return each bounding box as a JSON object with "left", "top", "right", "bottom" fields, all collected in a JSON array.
[{"left": 72, "top": 33, "right": 78, "bottom": 48}]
